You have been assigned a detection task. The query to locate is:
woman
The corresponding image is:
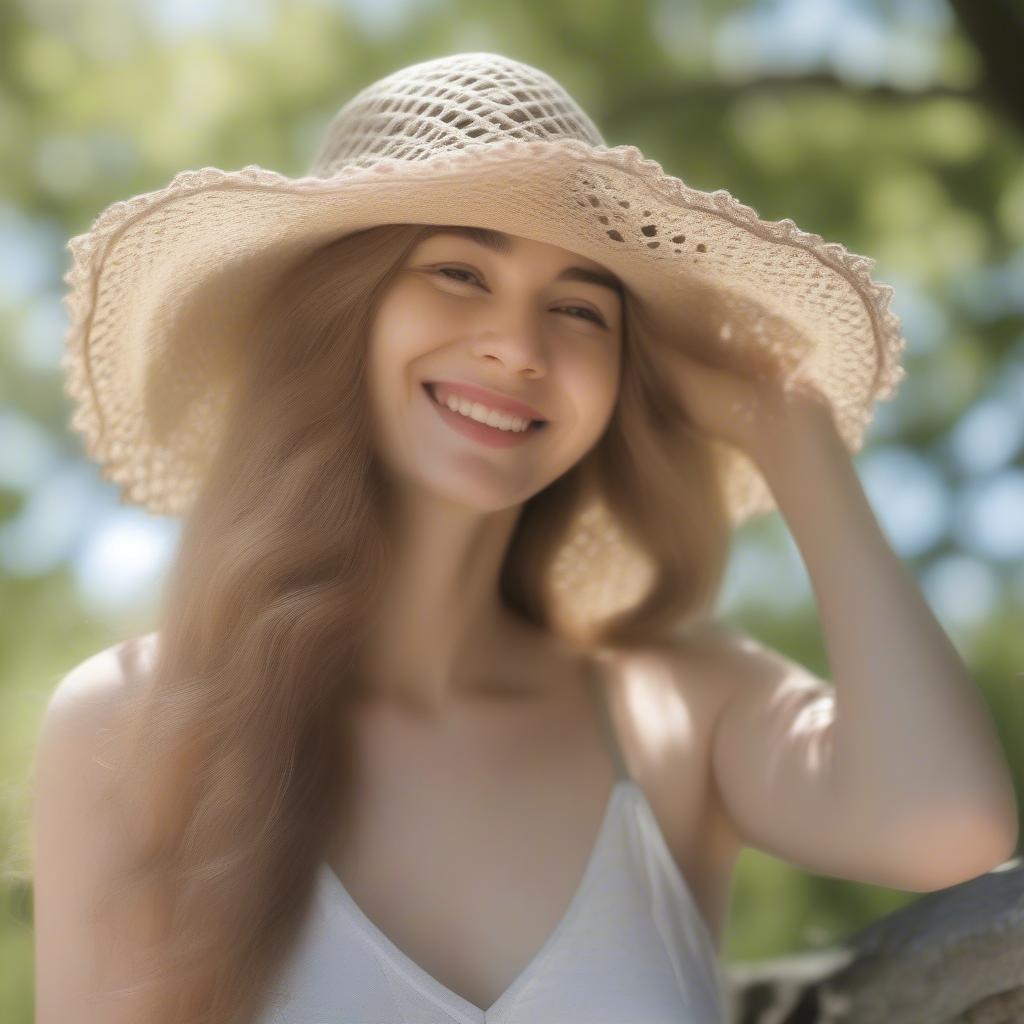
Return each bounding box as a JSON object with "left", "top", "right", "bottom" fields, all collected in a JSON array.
[{"left": 31, "top": 52, "right": 1017, "bottom": 1024}]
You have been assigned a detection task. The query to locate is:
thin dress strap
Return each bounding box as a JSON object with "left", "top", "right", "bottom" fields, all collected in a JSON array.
[{"left": 584, "top": 654, "right": 630, "bottom": 782}]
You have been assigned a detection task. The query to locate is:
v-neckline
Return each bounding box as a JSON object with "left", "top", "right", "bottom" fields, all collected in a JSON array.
[{"left": 318, "top": 777, "right": 630, "bottom": 1023}]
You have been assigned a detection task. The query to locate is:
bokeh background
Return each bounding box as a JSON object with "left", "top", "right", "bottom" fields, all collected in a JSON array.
[{"left": 2, "top": 0, "right": 1022, "bottom": 1019}]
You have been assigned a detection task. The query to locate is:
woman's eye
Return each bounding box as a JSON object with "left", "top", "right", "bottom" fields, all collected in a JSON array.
[
  {"left": 434, "top": 267, "right": 607, "bottom": 327},
  {"left": 561, "top": 305, "right": 607, "bottom": 327},
  {"left": 437, "top": 266, "right": 481, "bottom": 286}
]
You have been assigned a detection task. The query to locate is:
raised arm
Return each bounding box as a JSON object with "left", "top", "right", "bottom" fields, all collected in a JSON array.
[{"left": 664, "top": 353, "right": 1018, "bottom": 892}]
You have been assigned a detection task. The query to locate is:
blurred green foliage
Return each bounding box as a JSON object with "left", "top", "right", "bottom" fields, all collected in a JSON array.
[{"left": 2, "top": 1, "right": 1022, "bottom": 1021}]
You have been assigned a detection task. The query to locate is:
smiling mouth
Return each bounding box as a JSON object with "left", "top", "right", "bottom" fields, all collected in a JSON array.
[{"left": 423, "top": 383, "right": 547, "bottom": 430}]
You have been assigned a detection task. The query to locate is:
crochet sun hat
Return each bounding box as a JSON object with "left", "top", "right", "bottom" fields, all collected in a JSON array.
[{"left": 60, "top": 50, "right": 907, "bottom": 631}]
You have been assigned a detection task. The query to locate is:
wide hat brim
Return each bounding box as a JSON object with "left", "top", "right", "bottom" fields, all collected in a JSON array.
[{"left": 60, "top": 136, "right": 906, "bottom": 527}]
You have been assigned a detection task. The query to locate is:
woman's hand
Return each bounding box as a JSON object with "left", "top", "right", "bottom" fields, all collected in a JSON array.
[{"left": 664, "top": 347, "right": 841, "bottom": 469}]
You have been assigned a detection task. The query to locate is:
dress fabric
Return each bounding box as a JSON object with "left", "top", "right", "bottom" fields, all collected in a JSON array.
[{"left": 255, "top": 661, "right": 730, "bottom": 1023}]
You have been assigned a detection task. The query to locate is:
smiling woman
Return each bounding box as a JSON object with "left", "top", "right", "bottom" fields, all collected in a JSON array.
[
  {"left": 32, "top": 218, "right": 734, "bottom": 1024},
  {"left": 362, "top": 226, "right": 628, "bottom": 522},
  {"left": 36, "top": 48, "right": 928, "bottom": 1024}
]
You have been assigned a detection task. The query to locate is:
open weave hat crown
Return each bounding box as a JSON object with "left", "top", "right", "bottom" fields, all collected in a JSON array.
[{"left": 61, "top": 51, "right": 907, "bottom": 630}]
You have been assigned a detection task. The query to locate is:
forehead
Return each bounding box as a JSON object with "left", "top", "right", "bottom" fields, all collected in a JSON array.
[{"left": 416, "top": 225, "right": 624, "bottom": 301}]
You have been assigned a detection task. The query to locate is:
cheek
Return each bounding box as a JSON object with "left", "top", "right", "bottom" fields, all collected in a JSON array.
[
  {"left": 365, "top": 339, "right": 416, "bottom": 445},
  {"left": 561, "top": 351, "right": 620, "bottom": 430},
  {"left": 366, "top": 292, "right": 435, "bottom": 392}
]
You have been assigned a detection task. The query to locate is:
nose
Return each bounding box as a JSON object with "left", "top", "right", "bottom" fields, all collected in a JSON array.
[{"left": 470, "top": 307, "right": 549, "bottom": 377}]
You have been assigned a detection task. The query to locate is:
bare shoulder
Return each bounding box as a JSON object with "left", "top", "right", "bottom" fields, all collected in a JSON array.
[
  {"left": 610, "top": 619, "right": 766, "bottom": 719},
  {"left": 652, "top": 618, "right": 829, "bottom": 713},
  {"left": 666, "top": 618, "right": 784, "bottom": 675},
  {"left": 597, "top": 621, "right": 761, "bottom": 830},
  {"left": 34, "top": 629, "right": 161, "bottom": 837},
  {"left": 47, "top": 630, "right": 159, "bottom": 721},
  {"left": 597, "top": 619, "right": 751, "bottom": 761},
  {"left": 597, "top": 622, "right": 767, "bottom": 938},
  {"left": 32, "top": 631, "right": 161, "bottom": 1024}
]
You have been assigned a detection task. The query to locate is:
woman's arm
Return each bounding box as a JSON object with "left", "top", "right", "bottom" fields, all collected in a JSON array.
[
  {"left": 662, "top": 348, "right": 1015, "bottom": 889},
  {"left": 747, "top": 403, "right": 1018, "bottom": 882}
]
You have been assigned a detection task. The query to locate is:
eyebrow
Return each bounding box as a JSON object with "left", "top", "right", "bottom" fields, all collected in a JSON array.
[{"left": 419, "top": 226, "right": 625, "bottom": 301}]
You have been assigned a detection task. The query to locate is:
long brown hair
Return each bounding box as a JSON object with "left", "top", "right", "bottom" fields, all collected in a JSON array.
[{"left": 46, "top": 223, "right": 733, "bottom": 1023}]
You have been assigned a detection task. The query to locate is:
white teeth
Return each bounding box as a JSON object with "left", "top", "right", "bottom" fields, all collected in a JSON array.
[{"left": 435, "top": 388, "right": 533, "bottom": 432}]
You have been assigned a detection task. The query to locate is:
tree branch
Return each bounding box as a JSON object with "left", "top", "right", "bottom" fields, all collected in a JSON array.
[{"left": 723, "top": 859, "right": 1024, "bottom": 1022}]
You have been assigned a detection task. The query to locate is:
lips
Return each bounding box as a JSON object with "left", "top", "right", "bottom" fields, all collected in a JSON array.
[
  {"left": 424, "top": 383, "right": 547, "bottom": 448},
  {"left": 424, "top": 383, "right": 546, "bottom": 427}
]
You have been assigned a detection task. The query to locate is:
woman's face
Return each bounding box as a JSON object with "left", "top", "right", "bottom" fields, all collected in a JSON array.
[{"left": 366, "top": 227, "right": 624, "bottom": 511}]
